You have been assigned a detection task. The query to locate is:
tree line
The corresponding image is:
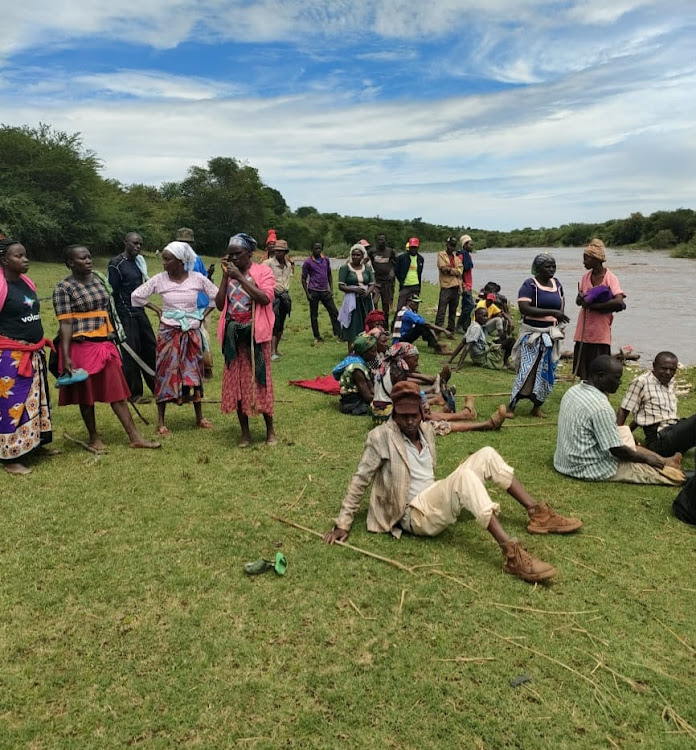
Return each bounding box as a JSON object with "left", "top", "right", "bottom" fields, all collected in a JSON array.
[{"left": 2, "top": 124, "right": 695, "bottom": 260}]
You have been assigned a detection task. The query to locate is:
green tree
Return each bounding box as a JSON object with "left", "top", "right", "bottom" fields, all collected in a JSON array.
[{"left": 0, "top": 124, "right": 120, "bottom": 258}]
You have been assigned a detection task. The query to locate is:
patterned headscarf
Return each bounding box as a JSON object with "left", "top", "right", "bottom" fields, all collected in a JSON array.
[
  {"left": 352, "top": 333, "right": 377, "bottom": 356},
  {"left": 228, "top": 233, "right": 258, "bottom": 253},
  {"left": 584, "top": 238, "right": 606, "bottom": 262},
  {"left": 378, "top": 342, "right": 419, "bottom": 378},
  {"left": 163, "top": 241, "right": 196, "bottom": 271}
]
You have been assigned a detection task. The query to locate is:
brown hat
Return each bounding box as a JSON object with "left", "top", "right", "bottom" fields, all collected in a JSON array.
[
  {"left": 274, "top": 239, "right": 289, "bottom": 251},
  {"left": 391, "top": 381, "right": 423, "bottom": 415},
  {"left": 176, "top": 227, "right": 195, "bottom": 243}
]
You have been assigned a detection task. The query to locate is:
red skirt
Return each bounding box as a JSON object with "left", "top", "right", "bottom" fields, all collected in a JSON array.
[
  {"left": 221, "top": 341, "right": 274, "bottom": 416},
  {"left": 58, "top": 340, "right": 131, "bottom": 406}
]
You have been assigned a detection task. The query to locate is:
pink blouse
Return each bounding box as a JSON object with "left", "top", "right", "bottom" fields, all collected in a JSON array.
[{"left": 131, "top": 272, "right": 219, "bottom": 329}]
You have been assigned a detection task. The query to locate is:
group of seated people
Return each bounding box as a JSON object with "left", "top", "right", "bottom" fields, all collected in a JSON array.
[{"left": 326, "top": 314, "right": 695, "bottom": 582}]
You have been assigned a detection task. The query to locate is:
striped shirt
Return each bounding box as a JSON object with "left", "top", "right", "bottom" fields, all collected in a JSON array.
[
  {"left": 620, "top": 370, "right": 677, "bottom": 432},
  {"left": 555, "top": 381, "right": 623, "bottom": 480}
]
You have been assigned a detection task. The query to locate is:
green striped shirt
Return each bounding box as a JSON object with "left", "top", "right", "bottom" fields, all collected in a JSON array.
[{"left": 554, "top": 382, "right": 623, "bottom": 480}]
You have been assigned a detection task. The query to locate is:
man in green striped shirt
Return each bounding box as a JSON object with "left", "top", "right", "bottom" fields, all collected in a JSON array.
[{"left": 554, "top": 356, "right": 682, "bottom": 484}]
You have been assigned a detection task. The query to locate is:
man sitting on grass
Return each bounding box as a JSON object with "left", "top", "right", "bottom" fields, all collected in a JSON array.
[
  {"left": 554, "top": 355, "right": 684, "bottom": 484},
  {"left": 392, "top": 295, "right": 453, "bottom": 353},
  {"left": 616, "top": 351, "right": 695, "bottom": 457},
  {"left": 324, "top": 380, "right": 582, "bottom": 583}
]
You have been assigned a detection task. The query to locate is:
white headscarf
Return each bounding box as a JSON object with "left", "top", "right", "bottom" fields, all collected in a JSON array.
[{"left": 163, "top": 241, "right": 196, "bottom": 271}]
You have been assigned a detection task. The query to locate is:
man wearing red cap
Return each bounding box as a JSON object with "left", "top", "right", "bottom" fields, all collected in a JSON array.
[
  {"left": 394, "top": 237, "right": 424, "bottom": 313},
  {"left": 324, "top": 380, "right": 582, "bottom": 583}
]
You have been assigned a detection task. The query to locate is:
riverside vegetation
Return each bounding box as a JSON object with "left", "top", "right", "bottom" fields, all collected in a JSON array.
[{"left": 1, "top": 257, "right": 695, "bottom": 748}]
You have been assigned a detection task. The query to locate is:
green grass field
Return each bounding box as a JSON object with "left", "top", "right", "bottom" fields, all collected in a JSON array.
[{"left": 1, "top": 255, "right": 695, "bottom": 748}]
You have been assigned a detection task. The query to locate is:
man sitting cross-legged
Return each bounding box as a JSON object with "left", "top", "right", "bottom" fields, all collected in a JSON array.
[
  {"left": 617, "top": 351, "right": 696, "bottom": 458},
  {"left": 324, "top": 380, "right": 582, "bottom": 583},
  {"left": 554, "top": 355, "right": 684, "bottom": 484}
]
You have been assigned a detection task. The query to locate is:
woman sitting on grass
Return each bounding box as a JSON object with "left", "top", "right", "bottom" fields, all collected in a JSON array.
[
  {"left": 216, "top": 233, "right": 276, "bottom": 447},
  {"left": 52, "top": 245, "right": 160, "bottom": 452},
  {"left": 131, "top": 241, "right": 219, "bottom": 436},
  {"left": 0, "top": 238, "right": 56, "bottom": 475},
  {"left": 371, "top": 342, "right": 506, "bottom": 434},
  {"left": 334, "top": 333, "right": 379, "bottom": 416}
]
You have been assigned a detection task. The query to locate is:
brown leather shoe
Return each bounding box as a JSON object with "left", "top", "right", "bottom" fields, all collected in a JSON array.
[
  {"left": 501, "top": 539, "right": 556, "bottom": 583},
  {"left": 526, "top": 502, "right": 583, "bottom": 534}
]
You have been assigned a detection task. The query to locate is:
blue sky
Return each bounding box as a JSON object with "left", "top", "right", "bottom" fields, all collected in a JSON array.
[{"left": 3, "top": 0, "right": 696, "bottom": 229}]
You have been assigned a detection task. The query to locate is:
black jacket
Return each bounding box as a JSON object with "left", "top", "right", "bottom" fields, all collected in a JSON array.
[{"left": 394, "top": 252, "right": 424, "bottom": 287}]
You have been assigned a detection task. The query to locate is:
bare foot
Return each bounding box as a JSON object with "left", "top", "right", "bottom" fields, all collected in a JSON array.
[
  {"left": 665, "top": 452, "right": 683, "bottom": 469},
  {"left": 197, "top": 418, "right": 214, "bottom": 429},
  {"left": 490, "top": 405, "right": 507, "bottom": 430},
  {"left": 530, "top": 407, "right": 548, "bottom": 419},
  {"left": 130, "top": 439, "right": 161, "bottom": 449},
  {"left": 89, "top": 439, "right": 108, "bottom": 452},
  {"left": 504, "top": 409, "right": 516, "bottom": 419},
  {"left": 38, "top": 447, "right": 62, "bottom": 456},
  {"left": 156, "top": 426, "right": 171, "bottom": 436},
  {"left": 266, "top": 432, "right": 278, "bottom": 445},
  {"left": 4, "top": 462, "right": 32, "bottom": 475}
]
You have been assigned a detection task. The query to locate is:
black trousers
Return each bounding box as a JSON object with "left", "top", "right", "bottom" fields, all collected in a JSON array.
[
  {"left": 308, "top": 290, "right": 341, "bottom": 339},
  {"left": 457, "top": 290, "right": 475, "bottom": 331},
  {"left": 273, "top": 292, "right": 292, "bottom": 337},
  {"left": 645, "top": 414, "right": 696, "bottom": 456},
  {"left": 402, "top": 323, "right": 439, "bottom": 349},
  {"left": 435, "top": 287, "right": 460, "bottom": 331},
  {"left": 120, "top": 312, "right": 156, "bottom": 398}
]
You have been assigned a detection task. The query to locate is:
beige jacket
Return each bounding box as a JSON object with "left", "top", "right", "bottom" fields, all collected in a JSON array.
[
  {"left": 436, "top": 250, "right": 463, "bottom": 289},
  {"left": 334, "top": 419, "right": 437, "bottom": 538}
]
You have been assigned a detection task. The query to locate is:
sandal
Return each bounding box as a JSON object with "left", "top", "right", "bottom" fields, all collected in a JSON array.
[
  {"left": 156, "top": 426, "right": 171, "bottom": 436},
  {"left": 244, "top": 552, "right": 288, "bottom": 576},
  {"left": 197, "top": 418, "right": 214, "bottom": 429}
]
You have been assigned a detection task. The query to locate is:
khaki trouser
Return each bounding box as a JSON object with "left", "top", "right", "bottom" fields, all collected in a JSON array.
[
  {"left": 404, "top": 447, "right": 514, "bottom": 537},
  {"left": 609, "top": 426, "right": 680, "bottom": 485}
]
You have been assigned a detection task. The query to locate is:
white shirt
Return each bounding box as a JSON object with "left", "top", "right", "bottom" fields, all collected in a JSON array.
[{"left": 404, "top": 431, "right": 435, "bottom": 502}]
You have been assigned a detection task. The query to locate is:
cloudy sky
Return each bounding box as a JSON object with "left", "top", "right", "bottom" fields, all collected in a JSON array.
[{"left": 3, "top": 0, "right": 696, "bottom": 229}]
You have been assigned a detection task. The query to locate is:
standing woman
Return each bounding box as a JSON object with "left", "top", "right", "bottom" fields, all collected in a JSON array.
[
  {"left": 507, "top": 254, "right": 569, "bottom": 419},
  {"left": 52, "top": 245, "right": 159, "bottom": 451},
  {"left": 0, "top": 239, "right": 55, "bottom": 474},
  {"left": 131, "top": 241, "right": 219, "bottom": 435},
  {"left": 337, "top": 244, "right": 375, "bottom": 347},
  {"left": 216, "top": 233, "right": 276, "bottom": 447},
  {"left": 573, "top": 239, "right": 626, "bottom": 380}
]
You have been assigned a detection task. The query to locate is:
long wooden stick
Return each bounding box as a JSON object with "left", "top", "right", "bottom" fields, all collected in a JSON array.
[
  {"left": 63, "top": 432, "right": 102, "bottom": 455},
  {"left": 270, "top": 515, "right": 414, "bottom": 573},
  {"left": 502, "top": 422, "right": 558, "bottom": 428},
  {"left": 128, "top": 400, "right": 149, "bottom": 426}
]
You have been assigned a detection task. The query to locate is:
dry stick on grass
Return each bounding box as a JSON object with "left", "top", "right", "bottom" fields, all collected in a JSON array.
[
  {"left": 397, "top": 588, "right": 407, "bottom": 619},
  {"left": 271, "top": 515, "right": 415, "bottom": 573},
  {"left": 483, "top": 627, "right": 615, "bottom": 703},
  {"left": 492, "top": 603, "right": 599, "bottom": 616},
  {"left": 63, "top": 432, "right": 102, "bottom": 455},
  {"left": 654, "top": 617, "right": 696, "bottom": 656},
  {"left": 348, "top": 599, "right": 375, "bottom": 620},
  {"left": 434, "top": 657, "right": 496, "bottom": 663},
  {"left": 283, "top": 483, "right": 307, "bottom": 512},
  {"left": 574, "top": 648, "right": 648, "bottom": 694},
  {"left": 428, "top": 569, "right": 478, "bottom": 592},
  {"left": 657, "top": 688, "right": 696, "bottom": 740},
  {"left": 558, "top": 555, "right": 605, "bottom": 577},
  {"left": 501, "top": 422, "right": 558, "bottom": 429}
]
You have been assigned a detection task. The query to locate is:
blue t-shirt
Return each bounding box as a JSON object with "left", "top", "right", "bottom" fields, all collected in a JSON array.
[
  {"left": 400, "top": 308, "right": 425, "bottom": 339},
  {"left": 517, "top": 277, "right": 564, "bottom": 328}
]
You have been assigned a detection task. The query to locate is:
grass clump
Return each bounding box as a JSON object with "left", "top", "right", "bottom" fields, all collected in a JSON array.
[{"left": 1, "top": 257, "right": 695, "bottom": 748}]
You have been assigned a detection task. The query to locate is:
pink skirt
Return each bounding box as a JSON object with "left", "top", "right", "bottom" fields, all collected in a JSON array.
[
  {"left": 221, "top": 341, "right": 274, "bottom": 416},
  {"left": 58, "top": 340, "right": 131, "bottom": 406}
]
